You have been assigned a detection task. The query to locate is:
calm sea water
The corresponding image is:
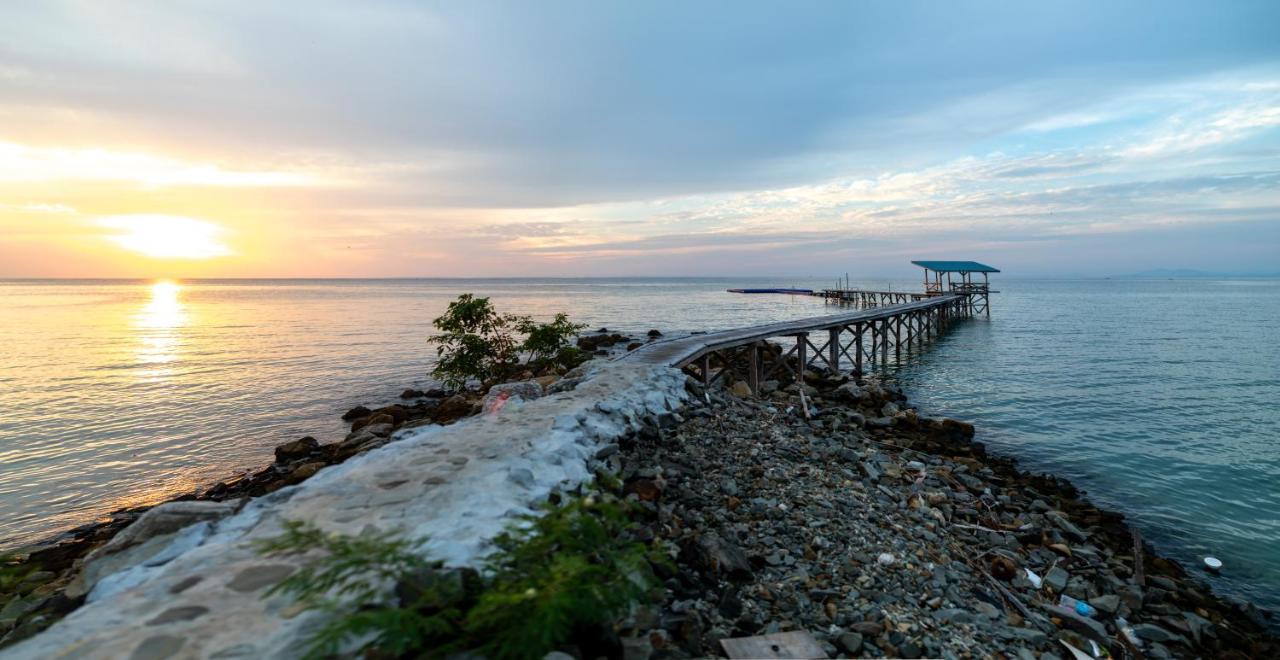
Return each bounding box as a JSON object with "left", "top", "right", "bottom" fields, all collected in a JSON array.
[{"left": 1, "top": 277, "right": 1277, "bottom": 613}]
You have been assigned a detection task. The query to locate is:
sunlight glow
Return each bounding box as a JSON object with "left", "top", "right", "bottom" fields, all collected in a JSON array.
[
  {"left": 134, "top": 280, "right": 187, "bottom": 371},
  {"left": 100, "top": 215, "right": 232, "bottom": 259}
]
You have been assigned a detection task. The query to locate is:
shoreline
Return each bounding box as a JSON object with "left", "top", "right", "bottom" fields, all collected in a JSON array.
[
  {"left": 0, "top": 330, "right": 649, "bottom": 649},
  {"left": 2, "top": 331, "right": 1276, "bottom": 656},
  {"left": 611, "top": 372, "right": 1276, "bottom": 658}
]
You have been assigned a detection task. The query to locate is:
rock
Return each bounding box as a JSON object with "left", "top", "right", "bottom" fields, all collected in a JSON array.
[
  {"left": 866, "top": 416, "right": 894, "bottom": 429},
  {"left": 837, "top": 631, "right": 863, "bottom": 654},
  {"left": 1131, "top": 623, "right": 1183, "bottom": 644},
  {"left": 850, "top": 620, "right": 882, "bottom": 635},
  {"left": 341, "top": 405, "right": 372, "bottom": 421},
  {"left": 1090, "top": 594, "right": 1120, "bottom": 616},
  {"left": 286, "top": 461, "right": 326, "bottom": 484},
  {"left": 1042, "top": 604, "right": 1108, "bottom": 643},
  {"left": 1044, "top": 566, "right": 1069, "bottom": 593},
  {"left": 938, "top": 418, "right": 975, "bottom": 440},
  {"left": 79, "top": 500, "right": 241, "bottom": 597},
  {"left": 373, "top": 405, "right": 409, "bottom": 424},
  {"left": 594, "top": 443, "right": 620, "bottom": 459},
  {"left": 226, "top": 564, "right": 295, "bottom": 592},
  {"left": 534, "top": 374, "right": 559, "bottom": 391},
  {"left": 647, "top": 329, "right": 663, "bottom": 338},
  {"left": 834, "top": 383, "right": 867, "bottom": 403},
  {"left": 626, "top": 342, "right": 643, "bottom": 351},
  {"left": 694, "top": 533, "right": 753, "bottom": 580},
  {"left": 273, "top": 436, "right": 318, "bottom": 463},
  {"left": 399, "top": 388, "right": 424, "bottom": 399},
  {"left": 130, "top": 635, "right": 186, "bottom": 660},
  {"left": 547, "top": 377, "right": 584, "bottom": 394},
  {"left": 363, "top": 423, "right": 394, "bottom": 438},
  {"left": 729, "top": 381, "right": 752, "bottom": 398},
  {"left": 483, "top": 381, "right": 544, "bottom": 411},
  {"left": 432, "top": 395, "right": 474, "bottom": 423},
  {"left": 625, "top": 478, "right": 662, "bottom": 502},
  {"left": 1046, "top": 511, "right": 1089, "bottom": 542}
]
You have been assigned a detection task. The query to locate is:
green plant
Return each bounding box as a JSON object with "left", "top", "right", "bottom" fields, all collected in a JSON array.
[
  {"left": 256, "top": 522, "right": 445, "bottom": 658},
  {"left": 0, "top": 553, "right": 36, "bottom": 594},
  {"left": 428, "top": 294, "right": 523, "bottom": 388},
  {"left": 517, "top": 313, "right": 587, "bottom": 363},
  {"left": 428, "top": 295, "right": 587, "bottom": 388},
  {"left": 257, "top": 490, "right": 666, "bottom": 660},
  {"left": 466, "top": 494, "right": 665, "bottom": 658}
]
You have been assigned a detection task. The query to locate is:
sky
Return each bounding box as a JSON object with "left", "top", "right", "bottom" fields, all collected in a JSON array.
[{"left": 1, "top": 0, "right": 1278, "bottom": 278}]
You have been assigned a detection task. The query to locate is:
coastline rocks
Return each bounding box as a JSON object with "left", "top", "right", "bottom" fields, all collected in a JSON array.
[
  {"left": 432, "top": 395, "right": 477, "bottom": 424},
  {"left": 273, "top": 436, "right": 318, "bottom": 463},
  {"left": 73, "top": 501, "right": 242, "bottom": 599},
  {"left": 340, "top": 405, "right": 372, "bottom": 421},
  {"left": 609, "top": 372, "right": 1278, "bottom": 660},
  {"left": 483, "top": 381, "right": 544, "bottom": 411},
  {"left": 577, "top": 333, "right": 632, "bottom": 351}
]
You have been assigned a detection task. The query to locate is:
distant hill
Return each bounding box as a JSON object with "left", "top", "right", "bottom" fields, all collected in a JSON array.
[{"left": 1116, "top": 268, "right": 1280, "bottom": 279}]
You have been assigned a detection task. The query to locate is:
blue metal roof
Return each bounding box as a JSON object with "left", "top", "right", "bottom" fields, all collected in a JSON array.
[{"left": 911, "top": 260, "right": 1000, "bottom": 273}]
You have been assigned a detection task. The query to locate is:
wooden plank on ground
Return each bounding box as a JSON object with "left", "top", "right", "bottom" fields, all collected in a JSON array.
[{"left": 720, "top": 631, "right": 827, "bottom": 659}]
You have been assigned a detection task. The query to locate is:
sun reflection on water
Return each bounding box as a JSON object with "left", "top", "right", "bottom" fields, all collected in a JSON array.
[{"left": 134, "top": 280, "right": 187, "bottom": 372}]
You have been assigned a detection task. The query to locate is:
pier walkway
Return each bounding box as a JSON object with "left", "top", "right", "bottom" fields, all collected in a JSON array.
[{"left": 623, "top": 292, "right": 973, "bottom": 394}]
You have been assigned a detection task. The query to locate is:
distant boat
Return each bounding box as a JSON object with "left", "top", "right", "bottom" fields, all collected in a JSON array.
[{"left": 726, "top": 288, "right": 814, "bottom": 295}]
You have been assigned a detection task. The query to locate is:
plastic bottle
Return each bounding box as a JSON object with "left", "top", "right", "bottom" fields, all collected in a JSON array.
[{"left": 1058, "top": 594, "right": 1096, "bottom": 617}]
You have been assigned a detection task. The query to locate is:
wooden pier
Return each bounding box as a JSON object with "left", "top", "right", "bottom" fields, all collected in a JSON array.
[
  {"left": 623, "top": 293, "right": 971, "bottom": 394},
  {"left": 626, "top": 260, "right": 999, "bottom": 394}
]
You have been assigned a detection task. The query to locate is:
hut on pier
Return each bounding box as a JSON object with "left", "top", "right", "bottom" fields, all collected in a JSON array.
[{"left": 911, "top": 260, "right": 999, "bottom": 316}]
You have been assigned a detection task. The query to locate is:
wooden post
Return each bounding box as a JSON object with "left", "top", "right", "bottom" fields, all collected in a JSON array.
[
  {"left": 893, "top": 316, "right": 902, "bottom": 360},
  {"left": 828, "top": 328, "right": 840, "bottom": 374},
  {"left": 854, "top": 323, "right": 864, "bottom": 375},
  {"left": 795, "top": 333, "right": 808, "bottom": 381},
  {"left": 747, "top": 342, "right": 760, "bottom": 395},
  {"left": 701, "top": 354, "right": 711, "bottom": 386}
]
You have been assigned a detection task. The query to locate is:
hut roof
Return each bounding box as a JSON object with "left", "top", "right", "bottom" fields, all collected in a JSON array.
[{"left": 911, "top": 260, "right": 1000, "bottom": 273}]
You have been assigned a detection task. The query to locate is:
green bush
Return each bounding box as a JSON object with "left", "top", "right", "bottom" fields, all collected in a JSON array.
[
  {"left": 517, "top": 313, "right": 587, "bottom": 363},
  {"left": 428, "top": 295, "right": 587, "bottom": 388},
  {"left": 257, "top": 490, "right": 666, "bottom": 660}
]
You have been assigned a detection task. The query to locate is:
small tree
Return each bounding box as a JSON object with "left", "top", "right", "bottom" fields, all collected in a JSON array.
[
  {"left": 517, "top": 313, "right": 587, "bottom": 364},
  {"left": 428, "top": 295, "right": 522, "bottom": 388},
  {"left": 429, "top": 295, "right": 587, "bottom": 388}
]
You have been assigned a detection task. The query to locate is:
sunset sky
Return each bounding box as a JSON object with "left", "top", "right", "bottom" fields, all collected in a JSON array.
[{"left": 2, "top": 1, "right": 1278, "bottom": 278}]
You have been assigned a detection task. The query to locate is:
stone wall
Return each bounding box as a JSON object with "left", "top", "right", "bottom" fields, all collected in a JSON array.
[{"left": 3, "top": 363, "right": 686, "bottom": 660}]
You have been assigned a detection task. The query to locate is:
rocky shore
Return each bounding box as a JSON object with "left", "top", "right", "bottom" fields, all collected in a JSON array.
[
  {"left": 4, "top": 325, "right": 1277, "bottom": 659},
  {"left": 0, "top": 329, "right": 651, "bottom": 649},
  {"left": 605, "top": 371, "right": 1277, "bottom": 659}
]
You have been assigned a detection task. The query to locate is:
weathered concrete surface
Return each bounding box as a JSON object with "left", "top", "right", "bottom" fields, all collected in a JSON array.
[{"left": 3, "top": 363, "right": 686, "bottom": 660}]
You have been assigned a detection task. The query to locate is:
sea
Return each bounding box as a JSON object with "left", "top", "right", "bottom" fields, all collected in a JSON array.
[{"left": 1, "top": 277, "right": 1277, "bottom": 614}]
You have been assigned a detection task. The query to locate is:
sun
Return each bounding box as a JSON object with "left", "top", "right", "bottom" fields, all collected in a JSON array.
[{"left": 100, "top": 214, "right": 232, "bottom": 259}]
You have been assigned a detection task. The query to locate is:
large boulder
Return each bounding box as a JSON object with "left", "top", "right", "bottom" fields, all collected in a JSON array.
[
  {"left": 482, "top": 381, "right": 544, "bottom": 412},
  {"left": 432, "top": 394, "right": 476, "bottom": 424},
  {"left": 71, "top": 500, "right": 243, "bottom": 600},
  {"left": 273, "top": 436, "right": 318, "bottom": 463}
]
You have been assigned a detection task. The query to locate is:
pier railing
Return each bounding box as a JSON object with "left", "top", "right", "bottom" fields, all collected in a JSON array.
[{"left": 622, "top": 293, "right": 972, "bottom": 394}]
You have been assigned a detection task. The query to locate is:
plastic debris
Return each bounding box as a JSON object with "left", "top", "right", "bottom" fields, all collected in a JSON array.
[
  {"left": 1059, "top": 594, "right": 1096, "bottom": 617},
  {"left": 1024, "top": 568, "right": 1043, "bottom": 589},
  {"left": 877, "top": 552, "right": 895, "bottom": 566},
  {"left": 1204, "top": 556, "right": 1223, "bottom": 572}
]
